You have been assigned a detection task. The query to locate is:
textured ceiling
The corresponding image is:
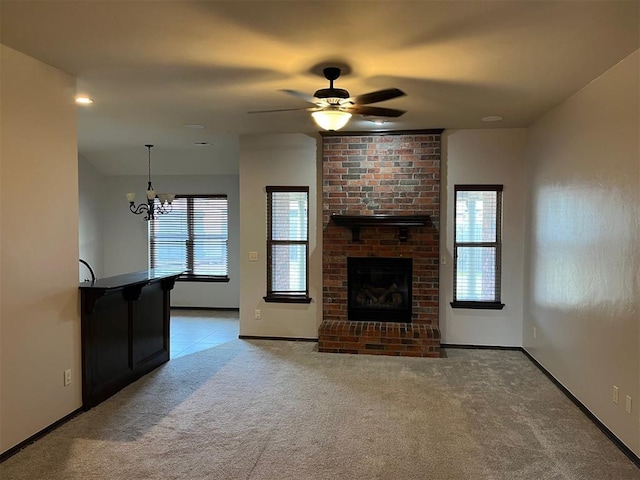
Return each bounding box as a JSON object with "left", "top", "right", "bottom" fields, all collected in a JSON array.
[{"left": 1, "top": 1, "right": 638, "bottom": 175}]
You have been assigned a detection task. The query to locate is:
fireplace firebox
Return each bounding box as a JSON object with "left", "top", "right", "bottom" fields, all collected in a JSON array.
[{"left": 347, "top": 257, "right": 412, "bottom": 323}]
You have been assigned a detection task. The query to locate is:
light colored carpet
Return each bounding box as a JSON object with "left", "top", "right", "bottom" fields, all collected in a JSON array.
[{"left": 1, "top": 340, "right": 638, "bottom": 479}]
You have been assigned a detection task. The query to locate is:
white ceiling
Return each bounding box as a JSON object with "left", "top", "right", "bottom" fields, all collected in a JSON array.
[{"left": 1, "top": 1, "right": 638, "bottom": 175}]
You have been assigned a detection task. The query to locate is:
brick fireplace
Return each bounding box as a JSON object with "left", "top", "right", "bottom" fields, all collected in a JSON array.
[{"left": 318, "top": 130, "right": 442, "bottom": 357}]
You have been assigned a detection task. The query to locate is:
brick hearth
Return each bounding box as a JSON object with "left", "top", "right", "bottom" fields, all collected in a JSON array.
[
  {"left": 318, "top": 320, "right": 440, "bottom": 357},
  {"left": 319, "top": 131, "right": 442, "bottom": 358}
]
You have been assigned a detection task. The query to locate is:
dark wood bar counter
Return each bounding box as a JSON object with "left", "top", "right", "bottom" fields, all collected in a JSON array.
[{"left": 79, "top": 269, "right": 182, "bottom": 409}]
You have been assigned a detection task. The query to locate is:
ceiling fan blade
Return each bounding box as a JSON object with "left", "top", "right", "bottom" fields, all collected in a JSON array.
[
  {"left": 247, "top": 107, "right": 313, "bottom": 114},
  {"left": 351, "top": 88, "right": 406, "bottom": 105},
  {"left": 347, "top": 105, "right": 406, "bottom": 118},
  {"left": 280, "top": 89, "right": 318, "bottom": 105}
]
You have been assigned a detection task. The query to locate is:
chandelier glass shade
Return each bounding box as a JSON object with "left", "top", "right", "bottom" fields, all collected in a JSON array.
[
  {"left": 126, "top": 145, "right": 174, "bottom": 221},
  {"left": 311, "top": 108, "right": 352, "bottom": 131}
]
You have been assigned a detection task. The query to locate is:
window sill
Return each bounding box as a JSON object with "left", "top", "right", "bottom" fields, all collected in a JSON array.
[
  {"left": 177, "top": 275, "right": 230, "bottom": 283},
  {"left": 263, "top": 295, "right": 313, "bottom": 304},
  {"left": 450, "top": 301, "right": 505, "bottom": 310}
]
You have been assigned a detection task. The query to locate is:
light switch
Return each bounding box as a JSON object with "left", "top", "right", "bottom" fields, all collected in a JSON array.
[{"left": 249, "top": 251, "right": 259, "bottom": 262}]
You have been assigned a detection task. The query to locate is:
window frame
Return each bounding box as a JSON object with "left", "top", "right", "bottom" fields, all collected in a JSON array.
[
  {"left": 149, "top": 194, "right": 229, "bottom": 283},
  {"left": 451, "top": 184, "right": 505, "bottom": 310},
  {"left": 264, "top": 186, "right": 312, "bottom": 304}
]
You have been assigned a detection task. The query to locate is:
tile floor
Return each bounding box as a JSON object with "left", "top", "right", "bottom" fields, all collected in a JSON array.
[{"left": 170, "top": 309, "right": 239, "bottom": 359}]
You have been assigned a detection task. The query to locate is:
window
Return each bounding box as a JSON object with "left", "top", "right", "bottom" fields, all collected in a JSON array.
[
  {"left": 149, "top": 195, "right": 229, "bottom": 282},
  {"left": 264, "top": 186, "right": 311, "bottom": 303},
  {"left": 451, "top": 185, "right": 504, "bottom": 309}
]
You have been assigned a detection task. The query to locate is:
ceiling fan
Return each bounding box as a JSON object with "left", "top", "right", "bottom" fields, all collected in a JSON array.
[{"left": 248, "top": 67, "right": 406, "bottom": 131}]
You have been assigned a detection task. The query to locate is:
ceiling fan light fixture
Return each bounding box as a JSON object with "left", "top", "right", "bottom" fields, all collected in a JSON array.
[{"left": 311, "top": 109, "right": 352, "bottom": 131}]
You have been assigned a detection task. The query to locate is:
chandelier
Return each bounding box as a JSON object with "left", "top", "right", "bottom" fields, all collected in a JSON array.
[{"left": 126, "top": 144, "right": 174, "bottom": 221}]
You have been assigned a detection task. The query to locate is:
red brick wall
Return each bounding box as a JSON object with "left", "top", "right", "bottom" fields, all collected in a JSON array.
[{"left": 322, "top": 132, "right": 441, "bottom": 326}]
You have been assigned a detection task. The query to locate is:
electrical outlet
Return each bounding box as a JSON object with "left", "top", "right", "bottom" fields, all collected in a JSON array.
[
  {"left": 254, "top": 309, "right": 261, "bottom": 320},
  {"left": 64, "top": 369, "right": 72, "bottom": 386},
  {"left": 249, "top": 251, "right": 259, "bottom": 262},
  {"left": 533, "top": 326, "right": 536, "bottom": 339},
  {"left": 626, "top": 395, "right": 632, "bottom": 414},
  {"left": 613, "top": 385, "right": 619, "bottom": 404}
]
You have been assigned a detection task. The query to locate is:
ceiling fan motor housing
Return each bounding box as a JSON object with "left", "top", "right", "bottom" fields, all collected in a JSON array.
[
  {"left": 313, "top": 87, "right": 350, "bottom": 100},
  {"left": 314, "top": 66, "right": 350, "bottom": 101}
]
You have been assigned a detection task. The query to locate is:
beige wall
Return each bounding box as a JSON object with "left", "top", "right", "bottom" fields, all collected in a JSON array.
[
  {"left": 239, "top": 134, "right": 322, "bottom": 338},
  {"left": 525, "top": 49, "right": 639, "bottom": 456},
  {"left": 440, "top": 129, "right": 527, "bottom": 346},
  {"left": 78, "top": 155, "right": 105, "bottom": 280},
  {"left": 0, "top": 46, "right": 81, "bottom": 453}
]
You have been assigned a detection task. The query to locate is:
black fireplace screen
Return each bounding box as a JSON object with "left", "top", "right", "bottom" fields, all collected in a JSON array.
[{"left": 347, "top": 257, "right": 412, "bottom": 323}]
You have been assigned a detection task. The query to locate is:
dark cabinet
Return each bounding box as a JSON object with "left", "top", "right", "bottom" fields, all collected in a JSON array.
[{"left": 79, "top": 270, "right": 182, "bottom": 409}]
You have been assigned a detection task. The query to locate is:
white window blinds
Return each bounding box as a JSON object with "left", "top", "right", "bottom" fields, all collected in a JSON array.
[
  {"left": 266, "top": 187, "right": 310, "bottom": 301},
  {"left": 453, "top": 185, "right": 503, "bottom": 307},
  {"left": 149, "top": 195, "right": 228, "bottom": 279}
]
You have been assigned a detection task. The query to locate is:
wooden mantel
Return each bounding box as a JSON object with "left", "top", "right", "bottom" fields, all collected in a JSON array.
[{"left": 330, "top": 213, "right": 431, "bottom": 242}]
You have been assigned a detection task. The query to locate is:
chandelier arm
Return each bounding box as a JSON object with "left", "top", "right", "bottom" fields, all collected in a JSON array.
[
  {"left": 156, "top": 203, "right": 172, "bottom": 215},
  {"left": 130, "top": 202, "right": 150, "bottom": 216}
]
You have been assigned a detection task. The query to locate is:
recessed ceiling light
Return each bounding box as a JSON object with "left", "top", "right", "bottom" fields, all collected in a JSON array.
[
  {"left": 75, "top": 96, "right": 93, "bottom": 105},
  {"left": 185, "top": 124, "right": 205, "bottom": 129},
  {"left": 481, "top": 116, "right": 503, "bottom": 122}
]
